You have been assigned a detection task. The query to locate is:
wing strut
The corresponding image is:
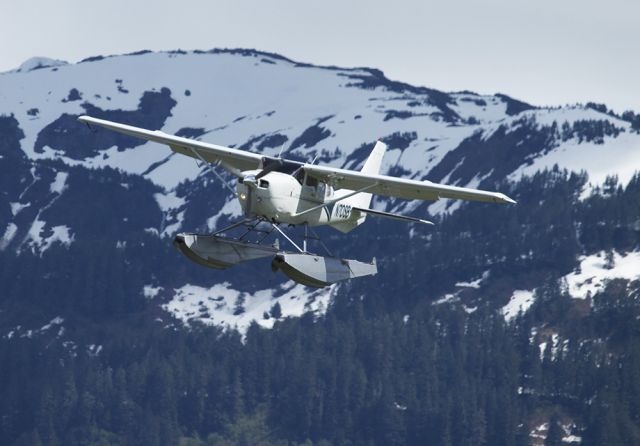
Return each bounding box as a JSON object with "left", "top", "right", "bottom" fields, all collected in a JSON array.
[
  {"left": 353, "top": 207, "right": 434, "bottom": 225},
  {"left": 188, "top": 147, "right": 237, "bottom": 197},
  {"left": 271, "top": 224, "right": 304, "bottom": 253}
]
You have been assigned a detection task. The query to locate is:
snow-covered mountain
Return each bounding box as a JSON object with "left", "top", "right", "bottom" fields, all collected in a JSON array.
[
  {"left": 3, "top": 48, "right": 640, "bottom": 446},
  {"left": 1, "top": 48, "right": 639, "bottom": 334}
]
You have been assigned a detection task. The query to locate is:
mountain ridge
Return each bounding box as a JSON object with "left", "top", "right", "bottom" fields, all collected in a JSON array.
[{"left": 1, "top": 47, "right": 536, "bottom": 110}]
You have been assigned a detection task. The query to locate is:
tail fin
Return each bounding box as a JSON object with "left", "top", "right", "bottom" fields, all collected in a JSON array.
[
  {"left": 329, "top": 141, "right": 387, "bottom": 233},
  {"left": 349, "top": 140, "right": 386, "bottom": 209},
  {"left": 360, "top": 140, "right": 386, "bottom": 175}
]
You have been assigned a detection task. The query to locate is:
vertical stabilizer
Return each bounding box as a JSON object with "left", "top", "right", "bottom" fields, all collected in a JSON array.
[
  {"left": 350, "top": 140, "right": 386, "bottom": 209},
  {"left": 329, "top": 141, "right": 387, "bottom": 233},
  {"left": 360, "top": 140, "right": 387, "bottom": 175}
]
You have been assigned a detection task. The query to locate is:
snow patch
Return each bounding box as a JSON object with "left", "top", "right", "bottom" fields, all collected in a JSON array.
[
  {"left": 154, "top": 191, "right": 186, "bottom": 212},
  {"left": 26, "top": 219, "right": 46, "bottom": 247},
  {"left": 164, "top": 281, "right": 335, "bottom": 334},
  {"left": 143, "top": 285, "right": 163, "bottom": 299},
  {"left": 0, "top": 223, "right": 18, "bottom": 250},
  {"left": 42, "top": 225, "right": 74, "bottom": 252},
  {"left": 87, "top": 344, "right": 103, "bottom": 357},
  {"left": 10, "top": 202, "right": 29, "bottom": 216},
  {"left": 502, "top": 290, "right": 535, "bottom": 322},
  {"left": 49, "top": 172, "right": 68, "bottom": 194},
  {"left": 538, "top": 342, "right": 547, "bottom": 360},
  {"left": 539, "top": 333, "right": 561, "bottom": 360},
  {"left": 40, "top": 316, "right": 64, "bottom": 331},
  {"left": 563, "top": 250, "right": 640, "bottom": 299},
  {"left": 162, "top": 210, "right": 184, "bottom": 237},
  {"left": 433, "top": 293, "right": 458, "bottom": 305},
  {"left": 529, "top": 423, "right": 548, "bottom": 441},
  {"left": 455, "top": 270, "right": 489, "bottom": 289},
  {"left": 4, "top": 317, "right": 65, "bottom": 340},
  {"left": 24, "top": 220, "right": 74, "bottom": 254},
  {"left": 394, "top": 402, "right": 407, "bottom": 411},
  {"left": 154, "top": 191, "right": 187, "bottom": 236}
]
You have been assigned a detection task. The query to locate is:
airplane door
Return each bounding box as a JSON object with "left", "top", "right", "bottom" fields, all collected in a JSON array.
[{"left": 300, "top": 173, "right": 322, "bottom": 201}]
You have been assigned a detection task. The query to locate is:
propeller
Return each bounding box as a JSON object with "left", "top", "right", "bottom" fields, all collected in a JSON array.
[{"left": 256, "top": 158, "right": 283, "bottom": 179}]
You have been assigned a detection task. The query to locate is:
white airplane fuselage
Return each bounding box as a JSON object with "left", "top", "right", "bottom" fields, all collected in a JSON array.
[{"left": 236, "top": 170, "right": 364, "bottom": 232}]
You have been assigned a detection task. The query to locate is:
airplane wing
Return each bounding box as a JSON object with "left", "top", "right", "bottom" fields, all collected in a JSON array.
[
  {"left": 77, "top": 116, "right": 262, "bottom": 172},
  {"left": 304, "top": 164, "right": 516, "bottom": 204},
  {"left": 78, "top": 116, "right": 514, "bottom": 204}
]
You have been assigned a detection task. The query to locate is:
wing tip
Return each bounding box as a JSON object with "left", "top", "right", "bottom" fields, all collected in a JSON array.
[
  {"left": 493, "top": 192, "right": 516, "bottom": 204},
  {"left": 501, "top": 194, "right": 517, "bottom": 204},
  {"left": 77, "top": 115, "right": 97, "bottom": 125}
]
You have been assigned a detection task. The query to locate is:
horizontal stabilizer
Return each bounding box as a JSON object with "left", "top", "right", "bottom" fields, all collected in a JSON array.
[{"left": 353, "top": 207, "right": 433, "bottom": 225}]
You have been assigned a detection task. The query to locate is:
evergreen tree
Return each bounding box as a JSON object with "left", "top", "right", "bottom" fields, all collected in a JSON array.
[
  {"left": 545, "top": 415, "right": 563, "bottom": 446},
  {"left": 270, "top": 302, "right": 282, "bottom": 320}
]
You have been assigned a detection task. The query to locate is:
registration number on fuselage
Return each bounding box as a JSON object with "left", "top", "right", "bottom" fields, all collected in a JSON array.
[{"left": 333, "top": 203, "right": 352, "bottom": 220}]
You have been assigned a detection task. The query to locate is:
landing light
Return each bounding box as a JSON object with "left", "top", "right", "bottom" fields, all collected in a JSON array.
[{"left": 240, "top": 193, "right": 247, "bottom": 201}]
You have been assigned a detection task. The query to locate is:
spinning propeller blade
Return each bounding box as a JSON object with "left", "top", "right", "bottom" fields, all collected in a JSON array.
[
  {"left": 243, "top": 157, "right": 285, "bottom": 186},
  {"left": 255, "top": 157, "right": 284, "bottom": 180}
]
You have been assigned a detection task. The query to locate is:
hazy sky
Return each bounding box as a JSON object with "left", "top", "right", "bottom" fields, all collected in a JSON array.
[{"left": 1, "top": 0, "right": 638, "bottom": 112}]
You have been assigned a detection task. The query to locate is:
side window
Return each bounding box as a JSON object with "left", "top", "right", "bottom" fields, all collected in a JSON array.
[{"left": 305, "top": 175, "right": 318, "bottom": 188}]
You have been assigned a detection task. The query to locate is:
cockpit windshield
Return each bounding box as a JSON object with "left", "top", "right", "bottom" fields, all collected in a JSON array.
[
  {"left": 261, "top": 156, "right": 304, "bottom": 175},
  {"left": 261, "top": 156, "right": 307, "bottom": 185}
]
